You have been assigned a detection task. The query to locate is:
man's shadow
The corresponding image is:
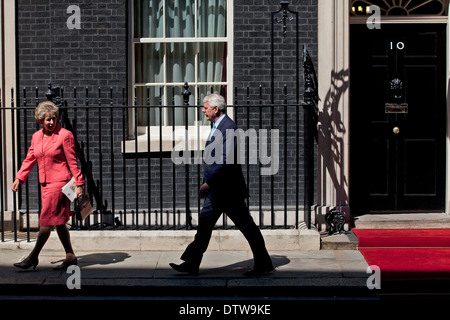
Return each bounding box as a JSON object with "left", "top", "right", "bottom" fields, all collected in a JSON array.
[
  {"left": 51, "top": 252, "right": 131, "bottom": 267},
  {"left": 192, "top": 255, "right": 290, "bottom": 276}
]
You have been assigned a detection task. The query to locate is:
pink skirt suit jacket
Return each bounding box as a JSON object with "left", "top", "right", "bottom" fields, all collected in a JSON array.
[{"left": 15, "top": 124, "right": 86, "bottom": 226}]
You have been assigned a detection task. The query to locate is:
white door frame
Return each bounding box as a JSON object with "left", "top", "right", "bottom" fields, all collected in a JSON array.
[
  {"left": 1, "top": 0, "right": 17, "bottom": 213},
  {"left": 317, "top": 1, "right": 450, "bottom": 225}
]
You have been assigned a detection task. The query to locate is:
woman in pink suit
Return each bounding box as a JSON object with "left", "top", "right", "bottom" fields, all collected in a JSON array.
[{"left": 11, "top": 101, "right": 85, "bottom": 270}]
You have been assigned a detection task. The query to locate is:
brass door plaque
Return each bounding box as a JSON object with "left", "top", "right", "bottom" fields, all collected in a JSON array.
[{"left": 385, "top": 103, "right": 408, "bottom": 114}]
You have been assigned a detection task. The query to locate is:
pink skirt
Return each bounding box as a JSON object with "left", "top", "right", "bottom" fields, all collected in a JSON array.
[{"left": 39, "top": 181, "right": 73, "bottom": 226}]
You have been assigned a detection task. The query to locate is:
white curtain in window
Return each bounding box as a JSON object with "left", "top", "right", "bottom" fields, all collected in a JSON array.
[
  {"left": 198, "top": 0, "right": 226, "bottom": 84},
  {"left": 135, "top": 0, "right": 164, "bottom": 126},
  {"left": 198, "top": 0, "right": 226, "bottom": 37},
  {"left": 167, "top": 0, "right": 195, "bottom": 125}
]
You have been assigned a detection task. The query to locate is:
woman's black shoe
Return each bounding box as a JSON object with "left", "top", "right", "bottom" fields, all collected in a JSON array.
[{"left": 13, "top": 258, "right": 39, "bottom": 270}]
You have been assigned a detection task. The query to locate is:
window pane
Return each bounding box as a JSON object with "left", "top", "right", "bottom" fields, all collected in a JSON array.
[
  {"left": 135, "top": 86, "right": 164, "bottom": 126},
  {"left": 198, "top": 42, "right": 226, "bottom": 82},
  {"left": 134, "top": 0, "right": 163, "bottom": 38},
  {"left": 166, "top": 0, "right": 195, "bottom": 37},
  {"left": 167, "top": 43, "right": 195, "bottom": 83},
  {"left": 132, "top": 0, "right": 229, "bottom": 130},
  {"left": 198, "top": 0, "right": 227, "bottom": 37},
  {"left": 135, "top": 43, "right": 164, "bottom": 84},
  {"left": 167, "top": 86, "right": 195, "bottom": 126}
]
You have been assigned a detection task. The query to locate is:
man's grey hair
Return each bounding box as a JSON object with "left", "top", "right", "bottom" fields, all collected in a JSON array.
[{"left": 203, "top": 94, "right": 226, "bottom": 112}]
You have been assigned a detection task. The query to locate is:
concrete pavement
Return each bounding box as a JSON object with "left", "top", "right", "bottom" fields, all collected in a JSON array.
[
  {"left": 0, "top": 229, "right": 369, "bottom": 298},
  {"left": 0, "top": 228, "right": 447, "bottom": 299},
  {"left": 0, "top": 245, "right": 371, "bottom": 297},
  {"left": 0, "top": 244, "right": 383, "bottom": 318},
  {"left": 0, "top": 227, "right": 342, "bottom": 295},
  {"left": 1, "top": 229, "right": 449, "bottom": 317}
]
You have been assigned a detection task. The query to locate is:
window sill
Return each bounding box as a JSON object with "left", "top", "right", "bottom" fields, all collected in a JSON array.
[{"left": 121, "top": 125, "right": 211, "bottom": 153}]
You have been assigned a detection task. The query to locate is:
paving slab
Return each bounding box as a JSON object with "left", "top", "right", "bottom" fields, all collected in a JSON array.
[{"left": 0, "top": 248, "right": 370, "bottom": 296}]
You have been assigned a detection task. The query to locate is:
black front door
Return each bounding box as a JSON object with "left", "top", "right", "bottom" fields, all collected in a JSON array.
[{"left": 350, "top": 24, "right": 446, "bottom": 213}]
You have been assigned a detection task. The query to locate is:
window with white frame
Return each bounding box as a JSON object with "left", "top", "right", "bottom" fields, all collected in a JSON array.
[{"left": 131, "top": 0, "right": 232, "bottom": 134}]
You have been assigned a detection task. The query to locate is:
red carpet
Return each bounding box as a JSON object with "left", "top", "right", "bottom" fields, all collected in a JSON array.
[{"left": 353, "top": 229, "right": 450, "bottom": 282}]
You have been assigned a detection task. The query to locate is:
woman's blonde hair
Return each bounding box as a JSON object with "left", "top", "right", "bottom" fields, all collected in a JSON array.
[{"left": 35, "top": 101, "right": 59, "bottom": 124}]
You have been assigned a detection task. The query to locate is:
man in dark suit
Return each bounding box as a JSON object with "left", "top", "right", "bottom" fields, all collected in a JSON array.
[{"left": 170, "top": 94, "right": 274, "bottom": 276}]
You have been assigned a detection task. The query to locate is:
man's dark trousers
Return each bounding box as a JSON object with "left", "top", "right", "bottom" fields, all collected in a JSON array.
[{"left": 180, "top": 194, "right": 272, "bottom": 269}]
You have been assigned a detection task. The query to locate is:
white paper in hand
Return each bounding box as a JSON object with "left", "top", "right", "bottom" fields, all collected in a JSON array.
[{"left": 62, "top": 177, "right": 76, "bottom": 202}]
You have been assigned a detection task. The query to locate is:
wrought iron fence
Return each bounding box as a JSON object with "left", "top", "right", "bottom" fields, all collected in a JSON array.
[
  {"left": 0, "top": 56, "right": 318, "bottom": 243},
  {"left": 1, "top": 1, "right": 318, "bottom": 242}
]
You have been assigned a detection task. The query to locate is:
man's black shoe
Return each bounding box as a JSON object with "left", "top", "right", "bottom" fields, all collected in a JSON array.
[
  {"left": 243, "top": 266, "right": 274, "bottom": 277},
  {"left": 169, "top": 262, "right": 199, "bottom": 275}
]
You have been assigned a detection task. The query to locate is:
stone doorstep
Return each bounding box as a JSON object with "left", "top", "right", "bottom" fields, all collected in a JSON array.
[
  {"left": 16, "top": 210, "right": 308, "bottom": 231},
  {"left": 3, "top": 229, "right": 321, "bottom": 252},
  {"left": 320, "top": 231, "right": 359, "bottom": 250}
]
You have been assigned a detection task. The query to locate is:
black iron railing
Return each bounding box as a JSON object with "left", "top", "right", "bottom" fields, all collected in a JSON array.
[
  {"left": 0, "top": 77, "right": 317, "bottom": 242},
  {"left": 1, "top": 1, "right": 318, "bottom": 242}
]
